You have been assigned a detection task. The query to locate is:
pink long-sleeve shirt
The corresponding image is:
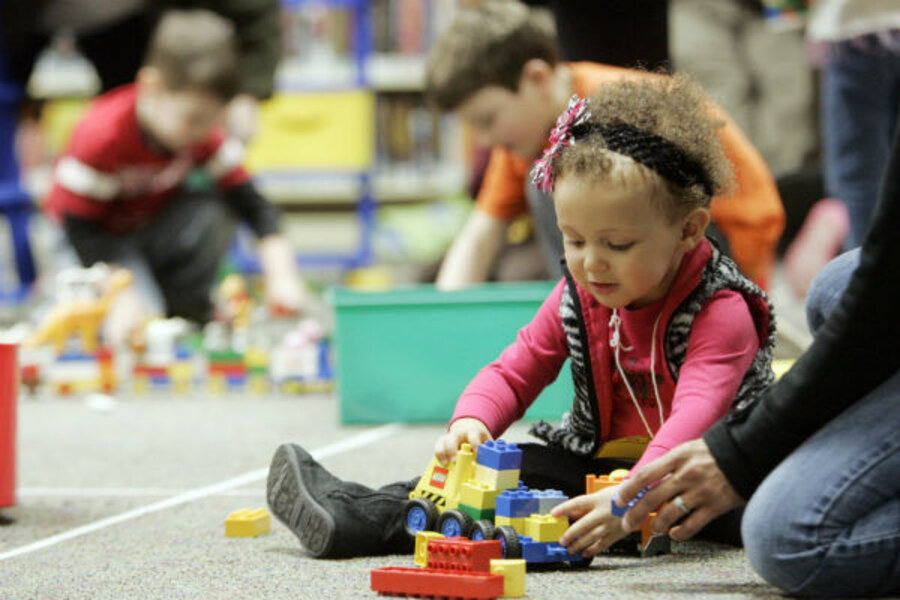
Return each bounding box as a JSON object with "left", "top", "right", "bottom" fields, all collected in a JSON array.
[{"left": 451, "top": 246, "right": 760, "bottom": 472}]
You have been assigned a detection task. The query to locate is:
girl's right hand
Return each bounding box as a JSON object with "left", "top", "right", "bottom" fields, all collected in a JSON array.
[{"left": 434, "top": 418, "right": 492, "bottom": 465}]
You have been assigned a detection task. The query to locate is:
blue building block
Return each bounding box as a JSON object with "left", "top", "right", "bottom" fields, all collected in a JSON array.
[
  {"left": 226, "top": 374, "right": 247, "bottom": 389},
  {"left": 317, "top": 339, "right": 332, "bottom": 379},
  {"left": 476, "top": 440, "right": 523, "bottom": 471},
  {"left": 534, "top": 490, "right": 567, "bottom": 513},
  {"left": 57, "top": 351, "right": 97, "bottom": 362},
  {"left": 495, "top": 489, "right": 540, "bottom": 519},
  {"left": 610, "top": 487, "right": 648, "bottom": 518},
  {"left": 149, "top": 374, "right": 171, "bottom": 387},
  {"left": 519, "top": 537, "right": 584, "bottom": 564}
]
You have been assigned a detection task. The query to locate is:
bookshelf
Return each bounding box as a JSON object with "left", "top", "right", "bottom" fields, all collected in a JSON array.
[
  {"left": 22, "top": 0, "right": 467, "bottom": 272},
  {"left": 250, "top": 0, "right": 466, "bottom": 219}
]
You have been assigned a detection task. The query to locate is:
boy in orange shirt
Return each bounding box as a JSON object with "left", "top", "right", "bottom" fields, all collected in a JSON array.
[{"left": 428, "top": 0, "right": 784, "bottom": 291}]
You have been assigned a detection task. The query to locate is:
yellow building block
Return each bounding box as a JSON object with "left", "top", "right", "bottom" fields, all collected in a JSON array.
[
  {"left": 209, "top": 373, "right": 226, "bottom": 394},
  {"left": 225, "top": 508, "right": 271, "bottom": 537},
  {"left": 249, "top": 374, "right": 269, "bottom": 394},
  {"left": 414, "top": 531, "right": 445, "bottom": 567},
  {"left": 134, "top": 374, "right": 149, "bottom": 394},
  {"left": 170, "top": 363, "right": 193, "bottom": 393},
  {"left": 170, "top": 362, "right": 192, "bottom": 382},
  {"left": 459, "top": 480, "right": 500, "bottom": 511},
  {"left": 244, "top": 348, "right": 269, "bottom": 370},
  {"left": 524, "top": 514, "right": 568, "bottom": 543},
  {"left": 474, "top": 464, "right": 520, "bottom": 490},
  {"left": 490, "top": 558, "right": 526, "bottom": 597},
  {"left": 495, "top": 515, "right": 525, "bottom": 532}
]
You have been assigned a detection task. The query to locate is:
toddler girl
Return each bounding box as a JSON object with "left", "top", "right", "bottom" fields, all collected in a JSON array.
[{"left": 266, "top": 75, "right": 775, "bottom": 559}]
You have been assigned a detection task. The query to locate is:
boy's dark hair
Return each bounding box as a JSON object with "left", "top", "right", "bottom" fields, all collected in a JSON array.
[
  {"left": 144, "top": 9, "right": 239, "bottom": 100},
  {"left": 425, "top": 1, "right": 559, "bottom": 111},
  {"left": 550, "top": 74, "right": 733, "bottom": 219}
]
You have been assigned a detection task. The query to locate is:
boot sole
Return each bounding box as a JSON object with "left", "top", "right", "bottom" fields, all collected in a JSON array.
[{"left": 267, "top": 444, "right": 336, "bottom": 558}]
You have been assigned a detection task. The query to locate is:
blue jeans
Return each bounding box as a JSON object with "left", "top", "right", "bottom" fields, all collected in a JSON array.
[
  {"left": 805, "top": 248, "right": 861, "bottom": 335},
  {"left": 821, "top": 32, "right": 900, "bottom": 249},
  {"left": 741, "top": 250, "right": 900, "bottom": 596}
]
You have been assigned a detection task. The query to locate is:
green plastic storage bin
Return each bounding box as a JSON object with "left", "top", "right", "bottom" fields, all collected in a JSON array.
[{"left": 332, "top": 282, "right": 574, "bottom": 424}]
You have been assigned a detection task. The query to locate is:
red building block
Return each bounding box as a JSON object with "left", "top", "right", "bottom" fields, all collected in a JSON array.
[
  {"left": 427, "top": 537, "right": 503, "bottom": 573},
  {"left": 208, "top": 363, "right": 247, "bottom": 376},
  {"left": 1, "top": 343, "right": 17, "bottom": 507},
  {"left": 371, "top": 567, "right": 504, "bottom": 599},
  {"left": 134, "top": 364, "right": 169, "bottom": 377}
]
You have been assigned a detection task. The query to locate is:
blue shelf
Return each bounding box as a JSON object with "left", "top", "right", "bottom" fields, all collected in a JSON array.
[{"left": 270, "top": 0, "right": 376, "bottom": 271}]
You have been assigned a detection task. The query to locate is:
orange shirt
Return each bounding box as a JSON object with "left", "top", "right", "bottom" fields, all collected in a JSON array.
[{"left": 475, "top": 62, "right": 785, "bottom": 289}]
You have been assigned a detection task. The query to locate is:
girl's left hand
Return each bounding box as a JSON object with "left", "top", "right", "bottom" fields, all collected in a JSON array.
[{"left": 551, "top": 486, "right": 628, "bottom": 557}]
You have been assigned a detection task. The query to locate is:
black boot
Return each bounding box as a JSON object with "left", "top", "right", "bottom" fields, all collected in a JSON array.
[{"left": 266, "top": 443, "right": 416, "bottom": 558}]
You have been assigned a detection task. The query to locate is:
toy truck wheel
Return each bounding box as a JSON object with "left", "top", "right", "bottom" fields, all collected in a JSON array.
[
  {"left": 436, "top": 509, "right": 474, "bottom": 538},
  {"left": 402, "top": 498, "right": 438, "bottom": 537},
  {"left": 470, "top": 519, "right": 496, "bottom": 541},
  {"left": 493, "top": 525, "right": 522, "bottom": 559}
]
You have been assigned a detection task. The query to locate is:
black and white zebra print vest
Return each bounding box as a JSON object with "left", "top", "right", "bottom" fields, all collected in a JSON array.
[{"left": 530, "top": 244, "right": 776, "bottom": 456}]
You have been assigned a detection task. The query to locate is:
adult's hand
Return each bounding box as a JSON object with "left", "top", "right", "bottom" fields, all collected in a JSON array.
[{"left": 616, "top": 439, "right": 746, "bottom": 540}]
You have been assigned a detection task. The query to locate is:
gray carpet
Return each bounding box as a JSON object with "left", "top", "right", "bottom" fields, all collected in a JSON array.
[{"left": 0, "top": 393, "right": 795, "bottom": 600}]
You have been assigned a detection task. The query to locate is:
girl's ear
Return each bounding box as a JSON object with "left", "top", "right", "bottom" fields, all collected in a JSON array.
[{"left": 680, "top": 208, "right": 711, "bottom": 250}]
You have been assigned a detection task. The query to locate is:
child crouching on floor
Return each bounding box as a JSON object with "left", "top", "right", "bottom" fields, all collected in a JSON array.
[{"left": 266, "top": 75, "right": 776, "bottom": 559}]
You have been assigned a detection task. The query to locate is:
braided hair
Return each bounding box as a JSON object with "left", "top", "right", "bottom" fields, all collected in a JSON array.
[{"left": 547, "top": 74, "right": 733, "bottom": 221}]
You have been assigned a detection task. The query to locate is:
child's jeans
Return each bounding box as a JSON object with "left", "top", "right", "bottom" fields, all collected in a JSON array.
[{"left": 741, "top": 250, "right": 900, "bottom": 596}]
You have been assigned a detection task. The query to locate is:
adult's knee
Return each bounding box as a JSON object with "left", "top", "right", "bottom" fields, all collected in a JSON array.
[
  {"left": 742, "top": 478, "right": 824, "bottom": 595},
  {"left": 742, "top": 480, "right": 898, "bottom": 597},
  {"left": 806, "top": 248, "right": 860, "bottom": 334}
]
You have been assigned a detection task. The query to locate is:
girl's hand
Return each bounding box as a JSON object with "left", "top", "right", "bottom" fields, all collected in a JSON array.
[
  {"left": 617, "top": 439, "right": 745, "bottom": 540},
  {"left": 551, "top": 486, "right": 628, "bottom": 557},
  {"left": 434, "top": 418, "right": 492, "bottom": 465}
]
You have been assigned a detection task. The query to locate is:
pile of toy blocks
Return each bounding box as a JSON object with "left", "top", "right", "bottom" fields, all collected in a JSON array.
[
  {"left": 371, "top": 535, "right": 525, "bottom": 599},
  {"left": 45, "top": 347, "right": 116, "bottom": 396},
  {"left": 459, "top": 441, "right": 587, "bottom": 565},
  {"left": 457, "top": 440, "right": 525, "bottom": 522}
]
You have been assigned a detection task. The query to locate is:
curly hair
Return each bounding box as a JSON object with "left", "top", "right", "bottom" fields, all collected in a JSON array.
[
  {"left": 425, "top": 0, "right": 558, "bottom": 111},
  {"left": 550, "top": 74, "right": 733, "bottom": 220}
]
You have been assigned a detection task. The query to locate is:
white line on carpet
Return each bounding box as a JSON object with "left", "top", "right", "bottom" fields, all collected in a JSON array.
[
  {"left": 0, "top": 423, "right": 404, "bottom": 562},
  {"left": 18, "top": 488, "right": 266, "bottom": 497}
]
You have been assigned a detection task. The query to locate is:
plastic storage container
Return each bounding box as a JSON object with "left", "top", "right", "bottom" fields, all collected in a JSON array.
[{"left": 332, "top": 282, "right": 574, "bottom": 424}]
